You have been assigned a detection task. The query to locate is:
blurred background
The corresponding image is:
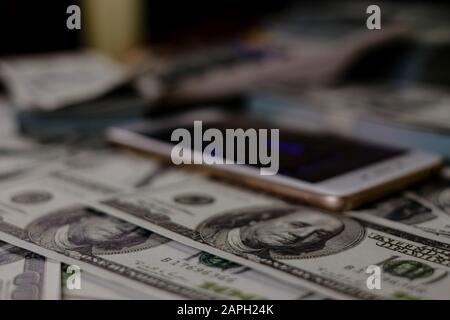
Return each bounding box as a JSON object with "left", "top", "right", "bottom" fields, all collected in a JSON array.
[{"left": 0, "top": 0, "right": 449, "bottom": 157}]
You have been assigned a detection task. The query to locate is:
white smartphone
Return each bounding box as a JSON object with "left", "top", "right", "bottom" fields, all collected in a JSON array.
[{"left": 107, "top": 110, "right": 443, "bottom": 211}]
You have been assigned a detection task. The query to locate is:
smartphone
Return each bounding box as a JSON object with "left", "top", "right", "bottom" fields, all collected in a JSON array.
[{"left": 107, "top": 110, "right": 442, "bottom": 211}]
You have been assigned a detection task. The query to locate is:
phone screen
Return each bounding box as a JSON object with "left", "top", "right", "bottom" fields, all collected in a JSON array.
[{"left": 142, "top": 119, "right": 406, "bottom": 183}]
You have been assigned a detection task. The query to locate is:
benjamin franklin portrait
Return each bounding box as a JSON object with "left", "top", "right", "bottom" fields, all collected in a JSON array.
[
  {"left": 26, "top": 206, "right": 168, "bottom": 256},
  {"left": 197, "top": 206, "right": 365, "bottom": 259}
]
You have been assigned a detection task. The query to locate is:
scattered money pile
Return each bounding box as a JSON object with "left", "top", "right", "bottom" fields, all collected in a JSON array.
[
  {"left": 2, "top": 86, "right": 450, "bottom": 300},
  {"left": 0, "top": 52, "right": 153, "bottom": 141},
  {"left": 0, "top": 129, "right": 449, "bottom": 299}
]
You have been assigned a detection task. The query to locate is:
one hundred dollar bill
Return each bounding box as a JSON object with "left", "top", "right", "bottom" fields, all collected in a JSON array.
[
  {"left": 0, "top": 241, "right": 60, "bottom": 300},
  {"left": 0, "top": 171, "right": 320, "bottom": 300},
  {"left": 349, "top": 167, "right": 450, "bottom": 242},
  {"left": 3, "top": 148, "right": 448, "bottom": 299},
  {"left": 88, "top": 171, "right": 450, "bottom": 300}
]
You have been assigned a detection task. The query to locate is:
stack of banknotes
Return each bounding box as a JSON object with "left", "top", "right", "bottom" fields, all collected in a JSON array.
[
  {"left": 0, "top": 144, "right": 449, "bottom": 300},
  {"left": 1, "top": 100, "right": 450, "bottom": 300}
]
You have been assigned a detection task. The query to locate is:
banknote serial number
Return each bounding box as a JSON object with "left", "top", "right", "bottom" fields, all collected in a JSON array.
[{"left": 177, "top": 304, "right": 274, "bottom": 318}]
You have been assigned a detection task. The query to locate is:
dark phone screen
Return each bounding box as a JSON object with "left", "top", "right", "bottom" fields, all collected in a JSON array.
[{"left": 142, "top": 119, "right": 405, "bottom": 183}]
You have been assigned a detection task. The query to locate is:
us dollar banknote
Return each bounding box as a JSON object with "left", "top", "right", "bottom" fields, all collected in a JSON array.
[
  {"left": 87, "top": 171, "right": 450, "bottom": 300},
  {"left": 61, "top": 264, "right": 158, "bottom": 300},
  {"left": 0, "top": 241, "right": 60, "bottom": 300},
  {"left": 349, "top": 167, "right": 450, "bottom": 242},
  {"left": 0, "top": 170, "right": 321, "bottom": 300}
]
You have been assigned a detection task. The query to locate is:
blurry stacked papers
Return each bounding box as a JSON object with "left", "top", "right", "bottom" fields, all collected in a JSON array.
[
  {"left": 144, "top": 26, "right": 405, "bottom": 103},
  {"left": 16, "top": 87, "right": 151, "bottom": 141},
  {"left": 248, "top": 85, "right": 450, "bottom": 158},
  {"left": 0, "top": 51, "right": 128, "bottom": 111},
  {"left": 0, "top": 52, "right": 151, "bottom": 140}
]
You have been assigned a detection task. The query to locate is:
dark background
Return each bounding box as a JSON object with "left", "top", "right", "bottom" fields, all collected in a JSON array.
[
  {"left": 1, "top": 0, "right": 449, "bottom": 87},
  {"left": 0, "top": 0, "right": 81, "bottom": 55},
  {"left": 0, "top": 0, "right": 289, "bottom": 55},
  {"left": 0, "top": 0, "right": 447, "bottom": 55}
]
